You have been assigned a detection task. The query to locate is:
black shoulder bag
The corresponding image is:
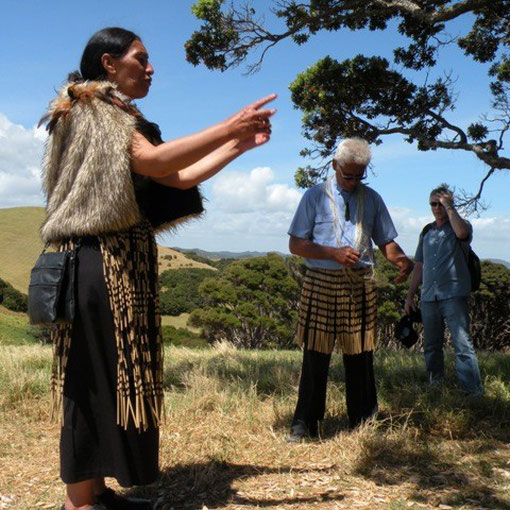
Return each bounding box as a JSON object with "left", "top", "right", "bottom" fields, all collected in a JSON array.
[{"left": 27, "top": 241, "right": 80, "bottom": 326}]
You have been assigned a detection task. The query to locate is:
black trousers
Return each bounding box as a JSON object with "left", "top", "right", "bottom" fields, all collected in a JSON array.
[{"left": 292, "top": 348, "right": 378, "bottom": 429}]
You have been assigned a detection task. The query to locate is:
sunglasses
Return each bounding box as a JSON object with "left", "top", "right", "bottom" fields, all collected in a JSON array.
[
  {"left": 429, "top": 201, "right": 443, "bottom": 208},
  {"left": 338, "top": 167, "right": 367, "bottom": 182}
]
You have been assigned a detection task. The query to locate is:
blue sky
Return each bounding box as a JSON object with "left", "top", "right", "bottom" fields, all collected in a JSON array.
[{"left": 1, "top": 0, "right": 509, "bottom": 259}]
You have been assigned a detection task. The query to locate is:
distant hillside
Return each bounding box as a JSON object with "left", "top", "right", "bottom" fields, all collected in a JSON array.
[
  {"left": 170, "top": 248, "right": 510, "bottom": 266},
  {"left": 0, "top": 207, "right": 215, "bottom": 293},
  {"left": 488, "top": 258, "right": 510, "bottom": 269},
  {"left": 173, "top": 247, "right": 288, "bottom": 260},
  {"left": 157, "top": 245, "right": 216, "bottom": 271}
]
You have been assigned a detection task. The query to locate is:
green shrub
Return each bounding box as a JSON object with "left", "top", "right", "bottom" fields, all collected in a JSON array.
[
  {"left": 0, "top": 278, "right": 27, "bottom": 313},
  {"left": 161, "top": 325, "right": 208, "bottom": 348},
  {"left": 159, "top": 268, "right": 216, "bottom": 316}
]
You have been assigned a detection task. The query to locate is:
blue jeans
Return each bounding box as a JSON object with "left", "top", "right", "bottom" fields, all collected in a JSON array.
[{"left": 421, "top": 296, "right": 483, "bottom": 395}]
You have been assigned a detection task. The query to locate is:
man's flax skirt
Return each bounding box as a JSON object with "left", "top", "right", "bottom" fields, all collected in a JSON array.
[{"left": 296, "top": 267, "right": 377, "bottom": 355}]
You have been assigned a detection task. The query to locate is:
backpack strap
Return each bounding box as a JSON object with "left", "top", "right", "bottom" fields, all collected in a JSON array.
[{"left": 420, "top": 222, "right": 434, "bottom": 239}]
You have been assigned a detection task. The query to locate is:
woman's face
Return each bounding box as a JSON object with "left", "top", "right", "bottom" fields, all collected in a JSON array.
[{"left": 103, "top": 39, "right": 154, "bottom": 99}]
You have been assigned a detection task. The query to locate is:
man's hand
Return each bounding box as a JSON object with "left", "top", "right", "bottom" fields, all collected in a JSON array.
[
  {"left": 404, "top": 295, "right": 416, "bottom": 315},
  {"left": 289, "top": 237, "right": 362, "bottom": 267},
  {"left": 437, "top": 190, "right": 454, "bottom": 210},
  {"left": 332, "top": 247, "right": 361, "bottom": 267},
  {"left": 393, "top": 254, "right": 414, "bottom": 283}
]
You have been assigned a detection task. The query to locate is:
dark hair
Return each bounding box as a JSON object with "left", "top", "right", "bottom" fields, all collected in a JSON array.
[{"left": 69, "top": 27, "right": 140, "bottom": 82}]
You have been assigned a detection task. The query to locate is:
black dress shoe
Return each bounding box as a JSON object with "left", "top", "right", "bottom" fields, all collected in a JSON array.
[
  {"left": 287, "top": 419, "right": 311, "bottom": 442},
  {"left": 97, "top": 488, "right": 152, "bottom": 510}
]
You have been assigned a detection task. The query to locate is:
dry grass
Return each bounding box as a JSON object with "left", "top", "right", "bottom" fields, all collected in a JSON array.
[
  {"left": 1, "top": 342, "right": 510, "bottom": 510},
  {"left": 157, "top": 246, "right": 216, "bottom": 272}
]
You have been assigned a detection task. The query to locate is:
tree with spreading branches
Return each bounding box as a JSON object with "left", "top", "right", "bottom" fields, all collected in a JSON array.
[{"left": 186, "top": 0, "right": 510, "bottom": 211}]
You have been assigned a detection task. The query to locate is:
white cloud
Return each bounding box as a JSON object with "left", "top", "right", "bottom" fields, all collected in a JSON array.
[
  {"left": 0, "top": 113, "right": 45, "bottom": 207},
  {"left": 160, "top": 166, "right": 304, "bottom": 252},
  {"left": 163, "top": 192, "right": 510, "bottom": 260},
  {"left": 371, "top": 139, "right": 418, "bottom": 163},
  {"left": 212, "top": 166, "right": 302, "bottom": 213}
]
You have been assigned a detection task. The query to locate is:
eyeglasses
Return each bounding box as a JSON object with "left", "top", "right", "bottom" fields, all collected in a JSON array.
[
  {"left": 337, "top": 166, "right": 367, "bottom": 182},
  {"left": 429, "top": 202, "right": 443, "bottom": 208}
]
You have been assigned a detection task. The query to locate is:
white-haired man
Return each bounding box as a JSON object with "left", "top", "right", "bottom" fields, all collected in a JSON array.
[{"left": 288, "top": 138, "right": 413, "bottom": 440}]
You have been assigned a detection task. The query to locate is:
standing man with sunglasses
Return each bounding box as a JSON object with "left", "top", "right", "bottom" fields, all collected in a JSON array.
[
  {"left": 405, "top": 185, "right": 483, "bottom": 395},
  {"left": 287, "top": 138, "right": 413, "bottom": 440}
]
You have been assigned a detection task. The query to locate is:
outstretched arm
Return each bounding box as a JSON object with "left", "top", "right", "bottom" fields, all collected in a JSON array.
[
  {"left": 131, "top": 94, "right": 276, "bottom": 178},
  {"left": 153, "top": 132, "right": 271, "bottom": 189}
]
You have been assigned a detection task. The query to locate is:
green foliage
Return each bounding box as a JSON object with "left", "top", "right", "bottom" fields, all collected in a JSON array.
[
  {"left": 161, "top": 325, "right": 208, "bottom": 348},
  {"left": 186, "top": 250, "right": 508, "bottom": 350},
  {"left": 27, "top": 325, "right": 52, "bottom": 345},
  {"left": 187, "top": 0, "right": 510, "bottom": 202},
  {"left": 186, "top": 0, "right": 240, "bottom": 71},
  {"left": 470, "top": 261, "right": 510, "bottom": 350},
  {"left": 211, "top": 258, "right": 236, "bottom": 270},
  {"left": 173, "top": 249, "right": 234, "bottom": 270},
  {"left": 180, "top": 250, "right": 215, "bottom": 266},
  {"left": 159, "top": 268, "right": 216, "bottom": 316},
  {"left": 0, "top": 308, "right": 38, "bottom": 346},
  {"left": 0, "top": 278, "right": 27, "bottom": 313},
  {"left": 289, "top": 54, "right": 450, "bottom": 163},
  {"left": 190, "top": 253, "right": 300, "bottom": 349},
  {"left": 468, "top": 122, "right": 489, "bottom": 142}
]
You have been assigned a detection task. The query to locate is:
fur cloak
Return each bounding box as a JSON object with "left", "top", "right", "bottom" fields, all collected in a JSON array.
[{"left": 40, "top": 80, "right": 203, "bottom": 242}]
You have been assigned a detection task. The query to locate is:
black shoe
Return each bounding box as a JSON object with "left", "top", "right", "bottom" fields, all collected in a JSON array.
[
  {"left": 97, "top": 488, "right": 152, "bottom": 510},
  {"left": 287, "top": 419, "right": 316, "bottom": 442}
]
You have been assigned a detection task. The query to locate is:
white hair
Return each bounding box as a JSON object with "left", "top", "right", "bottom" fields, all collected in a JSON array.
[{"left": 333, "top": 138, "right": 371, "bottom": 168}]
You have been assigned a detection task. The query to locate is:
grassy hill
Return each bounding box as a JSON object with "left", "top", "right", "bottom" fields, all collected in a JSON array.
[
  {"left": 157, "top": 245, "right": 216, "bottom": 272},
  {"left": 0, "top": 306, "right": 37, "bottom": 345},
  {"left": 0, "top": 207, "right": 46, "bottom": 293},
  {"left": 0, "top": 207, "right": 215, "bottom": 293}
]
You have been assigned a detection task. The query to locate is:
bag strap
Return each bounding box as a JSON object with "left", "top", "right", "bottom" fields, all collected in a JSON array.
[
  {"left": 420, "top": 222, "right": 434, "bottom": 238},
  {"left": 40, "top": 238, "right": 82, "bottom": 255}
]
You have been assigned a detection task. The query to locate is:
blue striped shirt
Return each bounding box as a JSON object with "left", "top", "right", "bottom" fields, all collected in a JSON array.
[{"left": 288, "top": 181, "right": 398, "bottom": 270}]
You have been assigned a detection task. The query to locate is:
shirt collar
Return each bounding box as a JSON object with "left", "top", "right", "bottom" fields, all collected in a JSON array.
[{"left": 335, "top": 181, "right": 359, "bottom": 197}]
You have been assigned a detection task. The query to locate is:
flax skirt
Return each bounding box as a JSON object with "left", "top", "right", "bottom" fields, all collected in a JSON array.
[
  {"left": 292, "top": 267, "right": 378, "bottom": 428},
  {"left": 60, "top": 237, "right": 159, "bottom": 487}
]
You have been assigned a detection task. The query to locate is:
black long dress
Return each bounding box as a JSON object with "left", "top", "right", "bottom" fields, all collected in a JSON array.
[
  {"left": 60, "top": 235, "right": 159, "bottom": 487},
  {"left": 55, "top": 117, "right": 203, "bottom": 488}
]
